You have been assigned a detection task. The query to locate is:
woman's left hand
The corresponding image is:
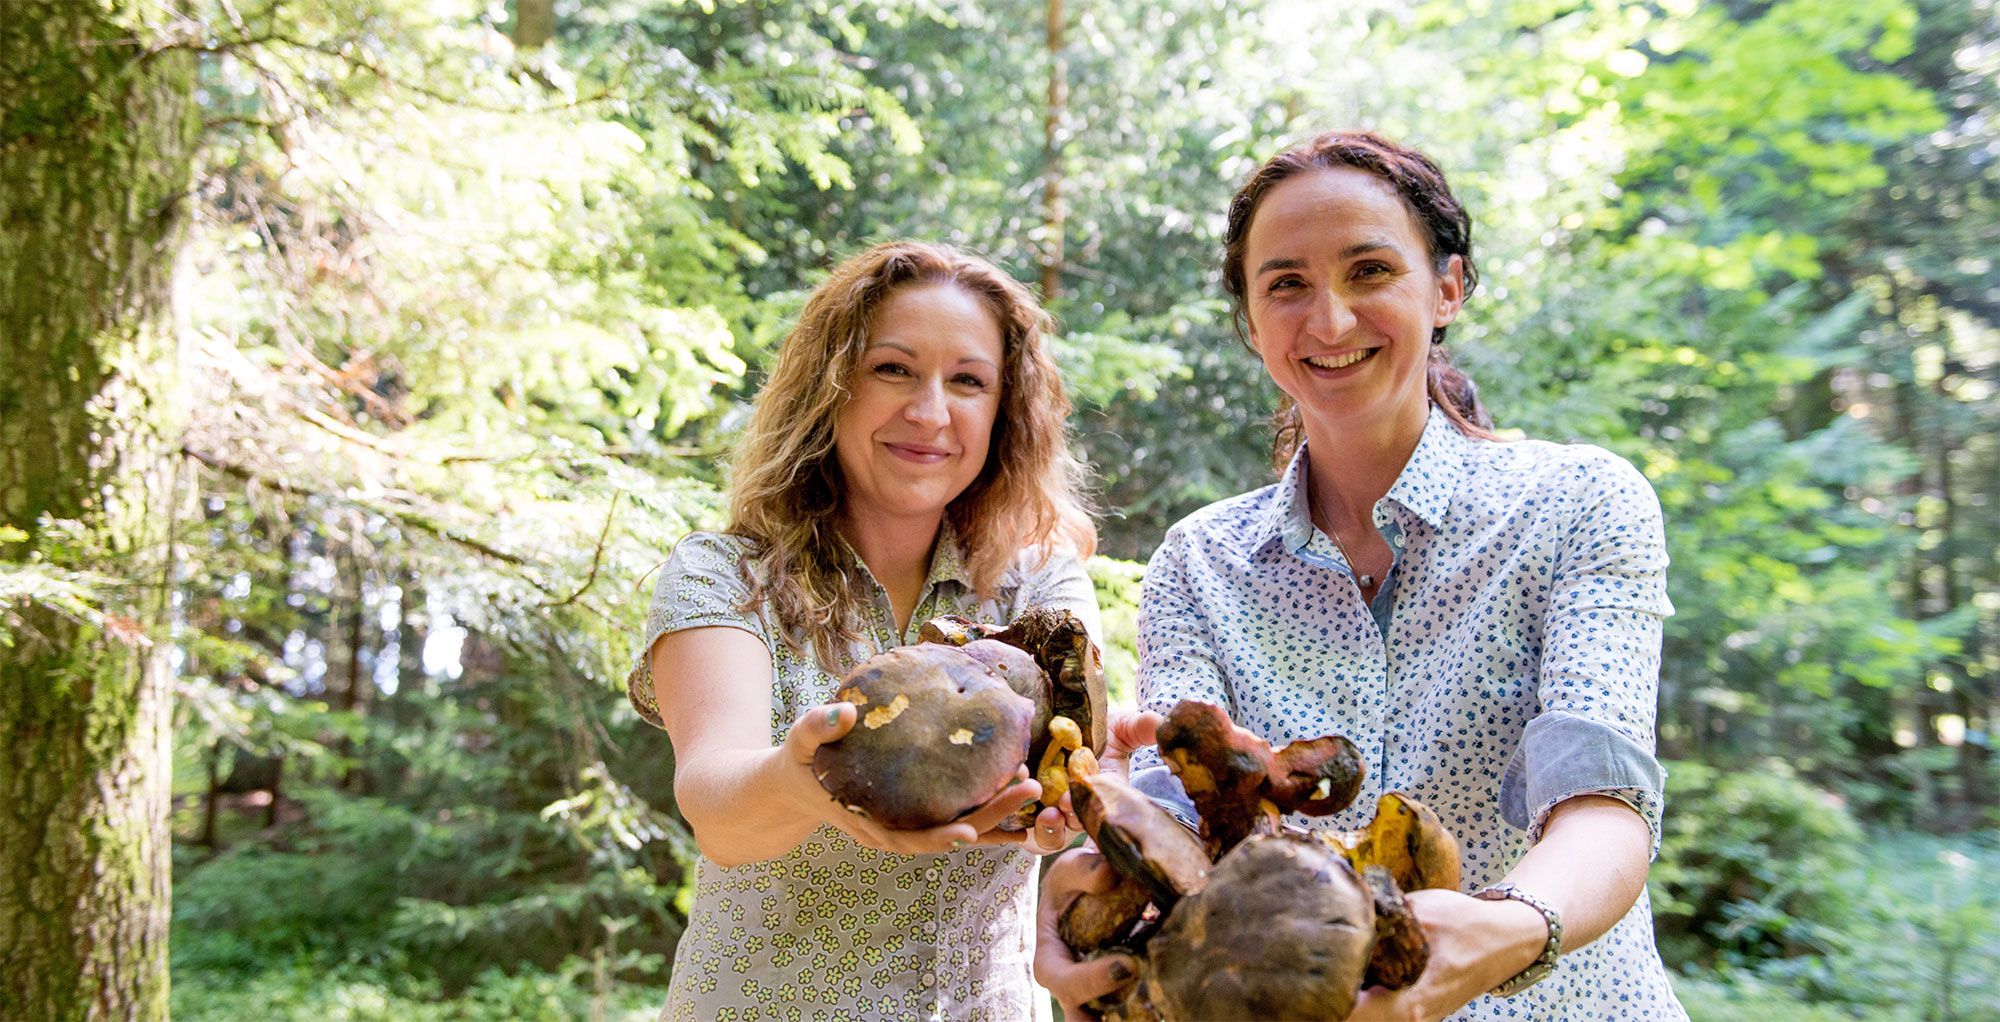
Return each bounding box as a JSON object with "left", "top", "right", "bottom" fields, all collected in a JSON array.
[{"left": 1343, "top": 887, "right": 1551, "bottom": 1021}]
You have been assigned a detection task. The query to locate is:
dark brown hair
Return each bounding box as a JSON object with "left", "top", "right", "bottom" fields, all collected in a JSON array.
[{"left": 1221, "top": 130, "right": 1496, "bottom": 466}]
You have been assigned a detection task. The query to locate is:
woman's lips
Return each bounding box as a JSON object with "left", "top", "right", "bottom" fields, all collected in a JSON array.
[
  {"left": 884, "top": 442, "right": 952, "bottom": 464},
  {"left": 1301, "top": 347, "right": 1378, "bottom": 379}
]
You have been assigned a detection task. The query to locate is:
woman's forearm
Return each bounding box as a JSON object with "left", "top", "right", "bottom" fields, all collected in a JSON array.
[
  {"left": 674, "top": 744, "right": 824, "bottom": 867},
  {"left": 1503, "top": 794, "right": 1653, "bottom": 951}
]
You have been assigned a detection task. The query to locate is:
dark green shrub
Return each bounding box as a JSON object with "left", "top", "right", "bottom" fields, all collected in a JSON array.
[{"left": 1651, "top": 760, "right": 1866, "bottom": 969}]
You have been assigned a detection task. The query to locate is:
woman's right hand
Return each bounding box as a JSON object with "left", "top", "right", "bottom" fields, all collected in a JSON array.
[{"left": 776, "top": 701, "right": 1043, "bottom": 855}]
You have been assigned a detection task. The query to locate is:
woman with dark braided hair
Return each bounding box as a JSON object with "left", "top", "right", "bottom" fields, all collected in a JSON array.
[{"left": 1036, "top": 132, "right": 1687, "bottom": 1019}]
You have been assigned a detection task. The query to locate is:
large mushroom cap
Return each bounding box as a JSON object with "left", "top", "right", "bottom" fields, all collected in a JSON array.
[
  {"left": 811, "top": 645, "right": 1034, "bottom": 830},
  {"left": 1149, "top": 834, "right": 1377, "bottom": 1021},
  {"left": 959, "top": 638, "right": 1052, "bottom": 738}
]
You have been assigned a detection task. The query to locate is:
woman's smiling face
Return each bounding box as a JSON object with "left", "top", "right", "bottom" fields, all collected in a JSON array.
[
  {"left": 833, "top": 282, "right": 1005, "bottom": 529},
  {"left": 1242, "top": 166, "right": 1463, "bottom": 440}
]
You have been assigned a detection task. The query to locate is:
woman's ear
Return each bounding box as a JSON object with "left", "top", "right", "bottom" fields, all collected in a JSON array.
[{"left": 1434, "top": 255, "right": 1465, "bottom": 326}]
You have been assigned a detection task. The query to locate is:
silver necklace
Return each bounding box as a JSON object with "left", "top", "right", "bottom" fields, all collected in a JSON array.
[{"left": 1326, "top": 523, "right": 1376, "bottom": 590}]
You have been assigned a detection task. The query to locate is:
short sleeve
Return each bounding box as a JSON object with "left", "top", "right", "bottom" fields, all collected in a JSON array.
[
  {"left": 1514, "top": 452, "right": 1672, "bottom": 854},
  {"left": 625, "top": 532, "right": 770, "bottom": 730}
]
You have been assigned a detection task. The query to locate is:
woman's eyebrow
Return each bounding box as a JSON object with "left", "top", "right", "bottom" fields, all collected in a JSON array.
[{"left": 1254, "top": 240, "right": 1397, "bottom": 277}]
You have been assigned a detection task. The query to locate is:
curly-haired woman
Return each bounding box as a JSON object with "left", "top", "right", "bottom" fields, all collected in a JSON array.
[{"left": 628, "top": 240, "right": 1102, "bottom": 1021}]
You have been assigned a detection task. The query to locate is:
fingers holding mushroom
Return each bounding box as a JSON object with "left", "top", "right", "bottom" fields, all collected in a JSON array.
[{"left": 810, "top": 645, "right": 1037, "bottom": 831}]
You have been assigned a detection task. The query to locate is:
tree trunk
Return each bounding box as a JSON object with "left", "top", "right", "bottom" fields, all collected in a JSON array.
[
  {"left": 0, "top": 3, "right": 199, "bottom": 1019},
  {"left": 1038, "top": 0, "right": 1067, "bottom": 302},
  {"left": 513, "top": 0, "right": 556, "bottom": 50}
]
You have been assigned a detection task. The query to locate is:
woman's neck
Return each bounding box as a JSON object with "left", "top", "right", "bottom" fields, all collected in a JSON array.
[
  {"left": 1300, "top": 402, "right": 1427, "bottom": 534},
  {"left": 838, "top": 510, "right": 942, "bottom": 633}
]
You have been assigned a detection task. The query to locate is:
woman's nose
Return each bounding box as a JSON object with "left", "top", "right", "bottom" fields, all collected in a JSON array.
[
  {"left": 903, "top": 378, "right": 950, "bottom": 428},
  {"left": 1306, "top": 288, "right": 1357, "bottom": 339}
]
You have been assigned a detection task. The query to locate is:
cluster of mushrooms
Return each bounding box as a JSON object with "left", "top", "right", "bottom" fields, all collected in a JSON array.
[{"left": 813, "top": 607, "right": 1462, "bottom": 1021}]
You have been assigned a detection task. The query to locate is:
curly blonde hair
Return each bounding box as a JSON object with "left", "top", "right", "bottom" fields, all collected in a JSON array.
[{"left": 726, "top": 240, "right": 1095, "bottom": 673}]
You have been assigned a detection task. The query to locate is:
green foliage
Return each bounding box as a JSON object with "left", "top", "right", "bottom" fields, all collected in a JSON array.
[
  {"left": 0, "top": 545, "right": 115, "bottom": 645},
  {"left": 170, "top": 954, "right": 663, "bottom": 1022},
  {"left": 1652, "top": 760, "right": 1866, "bottom": 968},
  {"left": 69, "top": 0, "right": 1994, "bottom": 1012},
  {"left": 1666, "top": 831, "right": 2000, "bottom": 1021},
  {"left": 1087, "top": 555, "right": 1144, "bottom": 708}
]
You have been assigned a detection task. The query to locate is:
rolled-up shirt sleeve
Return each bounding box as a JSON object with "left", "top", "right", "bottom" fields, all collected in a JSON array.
[{"left": 1507, "top": 452, "right": 1673, "bottom": 855}]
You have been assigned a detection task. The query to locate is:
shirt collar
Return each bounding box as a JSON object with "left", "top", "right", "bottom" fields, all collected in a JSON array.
[
  {"left": 1384, "top": 404, "right": 1471, "bottom": 532},
  {"left": 924, "top": 519, "right": 974, "bottom": 590},
  {"left": 1250, "top": 403, "right": 1470, "bottom": 556},
  {"left": 837, "top": 518, "right": 974, "bottom": 592}
]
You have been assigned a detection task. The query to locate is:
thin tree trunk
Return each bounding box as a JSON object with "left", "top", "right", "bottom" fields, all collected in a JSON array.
[
  {"left": 513, "top": 0, "right": 555, "bottom": 50},
  {"left": 338, "top": 536, "right": 373, "bottom": 792},
  {"left": 1890, "top": 341, "right": 1940, "bottom": 827},
  {"left": 1039, "top": 0, "right": 1067, "bottom": 302},
  {"left": 201, "top": 744, "right": 222, "bottom": 849},
  {"left": 0, "top": 2, "right": 199, "bottom": 1018}
]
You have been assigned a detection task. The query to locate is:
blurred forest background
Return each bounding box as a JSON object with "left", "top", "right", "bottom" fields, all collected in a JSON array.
[{"left": 2, "top": 0, "right": 1997, "bottom": 1018}]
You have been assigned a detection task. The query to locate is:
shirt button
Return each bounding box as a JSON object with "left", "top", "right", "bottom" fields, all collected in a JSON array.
[
  {"left": 922, "top": 920, "right": 938, "bottom": 936},
  {"left": 921, "top": 971, "right": 936, "bottom": 986}
]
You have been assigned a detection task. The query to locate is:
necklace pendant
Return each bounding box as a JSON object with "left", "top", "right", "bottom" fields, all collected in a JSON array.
[{"left": 1358, "top": 573, "right": 1376, "bottom": 589}]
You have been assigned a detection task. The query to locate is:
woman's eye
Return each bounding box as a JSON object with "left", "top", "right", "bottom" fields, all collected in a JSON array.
[
  {"left": 872, "top": 362, "right": 911, "bottom": 377},
  {"left": 952, "top": 374, "right": 990, "bottom": 390},
  {"left": 1354, "top": 262, "right": 1392, "bottom": 279},
  {"left": 1266, "top": 277, "right": 1303, "bottom": 293}
]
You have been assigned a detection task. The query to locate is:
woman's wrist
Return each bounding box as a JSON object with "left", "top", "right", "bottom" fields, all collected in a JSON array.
[
  {"left": 1473, "top": 883, "right": 1563, "bottom": 996},
  {"left": 680, "top": 746, "right": 824, "bottom": 865}
]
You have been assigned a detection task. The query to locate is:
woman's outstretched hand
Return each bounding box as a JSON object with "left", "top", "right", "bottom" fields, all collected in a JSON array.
[
  {"left": 775, "top": 701, "right": 1043, "bottom": 856},
  {"left": 1101, "top": 709, "right": 1163, "bottom": 776}
]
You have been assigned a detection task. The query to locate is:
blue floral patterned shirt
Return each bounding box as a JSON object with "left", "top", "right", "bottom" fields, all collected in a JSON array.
[{"left": 1130, "top": 404, "right": 1688, "bottom": 1019}]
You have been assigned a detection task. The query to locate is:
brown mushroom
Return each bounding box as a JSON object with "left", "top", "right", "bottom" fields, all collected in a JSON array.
[
  {"left": 1359, "top": 863, "right": 1430, "bottom": 991},
  {"left": 1156, "top": 701, "right": 1279, "bottom": 856},
  {"left": 915, "top": 614, "right": 1004, "bottom": 646},
  {"left": 958, "top": 638, "right": 1054, "bottom": 745},
  {"left": 1148, "top": 833, "right": 1377, "bottom": 1021},
  {"left": 1318, "top": 791, "right": 1463, "bottom": 893},
  {"left": 957, "top": 607, "right": 1106, "bottom": 830},
  {"left": 1268, "top": 734, "right": 1365, "bottom": 818},
  {"left": 989, "top": 606, "right": 1107, "bottom": 756},
  {"left": 810, "top": 645, "right": 1034, "bottom": 830},
  {"left": 1071, "top": 772, "right": 1213, "bottom": 910},
  {"left": 1057, "top": 872, "right": 1155, "bottom": 954}
]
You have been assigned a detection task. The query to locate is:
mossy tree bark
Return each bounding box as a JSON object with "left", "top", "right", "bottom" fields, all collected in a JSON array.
[{"left": 0, "top": 2, "right": 200, "bottom": 1018}]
